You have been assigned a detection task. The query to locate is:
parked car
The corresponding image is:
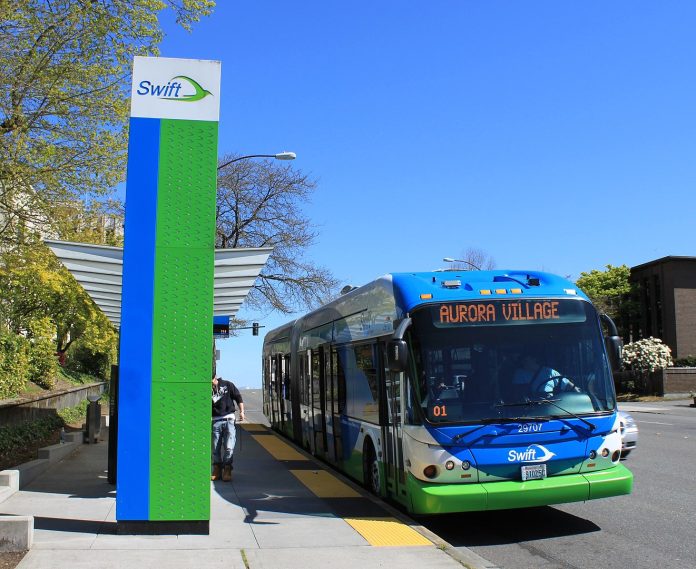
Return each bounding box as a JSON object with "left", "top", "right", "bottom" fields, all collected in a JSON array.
[{"left": 618, "top": 410, "right": 638, "bottom": 458}]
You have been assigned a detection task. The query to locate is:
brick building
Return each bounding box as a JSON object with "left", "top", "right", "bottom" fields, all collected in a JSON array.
[{"left": 630, "top": 256, "right": 696, "bottom": 360}]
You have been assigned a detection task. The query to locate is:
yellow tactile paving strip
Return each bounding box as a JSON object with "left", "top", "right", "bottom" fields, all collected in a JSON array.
[
  {"left": 289, "top": 469, "right": 362, "bottom": 498},
  {"left": 344, "top": 517, "right": 433, "bottom": 546},
  {"left": 239, "top": 423, "right": 268, "bottom": 433},
  {"left": 251, "top": 434, "right": 308, "bottom": 461}
]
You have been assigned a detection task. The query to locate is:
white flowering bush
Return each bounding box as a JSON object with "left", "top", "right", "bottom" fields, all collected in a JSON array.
[{"left": 622, "top": 337, "right": 673, "bottom": 372}]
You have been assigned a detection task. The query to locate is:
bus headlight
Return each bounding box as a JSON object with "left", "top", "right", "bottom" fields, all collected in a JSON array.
[
  {"left": 601, "top": 448, "right": 610, "bottom": 458},
  {"left": 461, "top": 460, "right": 471, "bottom": 471},
  {"left": 423, "top": 465, "right": 438, "bottom": 479},
  {"left": 445, "top": 460, "right": 455, "bottom": 471}
]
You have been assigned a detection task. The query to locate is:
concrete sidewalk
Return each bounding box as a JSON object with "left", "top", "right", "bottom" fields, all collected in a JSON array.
[{"left": 0, "top": 404, "right": 492, "bottom": 569}]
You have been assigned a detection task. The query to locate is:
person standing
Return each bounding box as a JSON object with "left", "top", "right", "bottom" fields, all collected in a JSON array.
[{"left": 211, "top": 373, "right": 245, "bottom": 481}]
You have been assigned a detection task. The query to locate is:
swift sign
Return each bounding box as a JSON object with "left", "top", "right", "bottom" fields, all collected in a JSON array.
[{"left": 130, "top": 56, "right": 221, "bottom": 121}]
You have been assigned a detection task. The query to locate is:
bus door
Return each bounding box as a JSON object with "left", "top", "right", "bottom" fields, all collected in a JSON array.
[
  {"left": 381, "top": 344, "right": 405, "bottom": 500},
  {"left": 322, "top": 346, "right": 340, "bottom": 464},
  {"left": 300, "top": 351, "right": 311, "bottom": 448},
  {"left": 309, "top": 348, "right": 327, "bottom": 457},
  {"left": 331, "top": 347, "right": 344, "bottom": 466},
  {"left": 275, "top": 354, "right": 286, "bottom": 434},
  {"left": 268, "top": 355, "right": 280, "bottom": 427}
]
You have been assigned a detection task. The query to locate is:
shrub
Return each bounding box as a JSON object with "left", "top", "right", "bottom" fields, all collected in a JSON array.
[
  {"left": 673, "top": 355, "right": 696, "bottom": 368},
  {"left": 0, "top": 333, "right": 30, "bottom": 400},
  {"left": 623, "top": 337, "right": 673, "bottom": 372},
  {"left": 0, "top": 415, "right": 64, "bottom": 459},
  {"left": 28, "top": 337, "right": 59, "bottom": 389},
  {"left": 65, "top": 344, "right": 111, "bottom": 379}
]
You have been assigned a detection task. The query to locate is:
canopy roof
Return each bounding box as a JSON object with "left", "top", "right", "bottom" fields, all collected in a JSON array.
[{"left": 45, "top": 240, "right": 272, "bottom": 328}]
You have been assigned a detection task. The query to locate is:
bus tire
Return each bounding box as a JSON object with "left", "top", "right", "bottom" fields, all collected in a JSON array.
[{"left": 363, "top": 440, "right": 381, "bottom": 496}]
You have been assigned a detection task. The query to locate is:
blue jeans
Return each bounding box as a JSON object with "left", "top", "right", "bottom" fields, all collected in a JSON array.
[{"left": 212, "top": 418, "right": 236, "bottom": 466}]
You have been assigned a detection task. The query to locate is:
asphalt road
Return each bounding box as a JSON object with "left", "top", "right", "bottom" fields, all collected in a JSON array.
[{"left": 420, "top": 399, "right": 696, "bottom": 569}]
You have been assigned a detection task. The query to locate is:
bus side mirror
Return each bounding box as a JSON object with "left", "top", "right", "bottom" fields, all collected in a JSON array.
[
  {"left": 387, "top": 339, "right": 409, "bottom": 372},
  {"left": 600, "top": 314, "right": 623, "bottom": 372},
  {"left": 605, "top": 337, "right": 623, "bottom": 372}
]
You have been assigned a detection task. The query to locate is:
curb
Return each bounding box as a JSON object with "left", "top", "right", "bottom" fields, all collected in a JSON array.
[{"left": 0, "top": 515, "right": 33, "bottom": 551}]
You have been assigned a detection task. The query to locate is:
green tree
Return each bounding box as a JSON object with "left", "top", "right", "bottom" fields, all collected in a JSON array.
[
  {"left": 576, "top": 264, "right": 634, "bottom": 339},
  {"left": 0, "top": 0, "right": 215, "bottom": 244},
  {"left": 0, "top": 235, "right": 117, "bottom": 370}
]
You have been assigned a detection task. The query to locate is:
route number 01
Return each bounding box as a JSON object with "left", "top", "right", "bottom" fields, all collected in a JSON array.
[{"left": 432, "top": 405, "right": 448, "bottom": 417}]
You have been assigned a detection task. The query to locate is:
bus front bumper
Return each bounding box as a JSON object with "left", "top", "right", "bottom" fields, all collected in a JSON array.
[{"left": 407, "top": 464, "right": 633, "bottom": 515}]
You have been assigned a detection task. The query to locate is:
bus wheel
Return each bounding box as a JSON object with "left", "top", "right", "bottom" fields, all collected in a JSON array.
[{"left": 363, "top": 441, "right": 380, "bottom": 496}]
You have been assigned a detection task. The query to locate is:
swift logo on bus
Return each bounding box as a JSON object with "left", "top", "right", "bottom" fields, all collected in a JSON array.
[
  {"left": 136, "top": 75, "right": 212, "bottom": 102},
  {"left": 507, "top": 444, "right": 556, "bottom": 463}
]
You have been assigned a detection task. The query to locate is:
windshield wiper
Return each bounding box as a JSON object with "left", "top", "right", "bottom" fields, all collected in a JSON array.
[{"left": 496, "top": 397, "right": 596, "bottom": 431}]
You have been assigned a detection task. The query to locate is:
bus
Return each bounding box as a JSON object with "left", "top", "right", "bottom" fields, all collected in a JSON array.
[{"left": 262, "top": 270, "right": 633, "bottom": 514}]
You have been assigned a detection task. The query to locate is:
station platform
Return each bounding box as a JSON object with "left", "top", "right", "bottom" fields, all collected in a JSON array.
[{"left": 0, "top": 397, "right": 492, "bottom": 569}]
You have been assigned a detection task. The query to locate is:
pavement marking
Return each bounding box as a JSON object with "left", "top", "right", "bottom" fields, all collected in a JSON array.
[
  {"left": 251, "top": 434, "right": 308, "bottom": 461},
  {"left": 344, "top": 517, "right": 433, "bottom": 546},
  {"left": 639, "top": 420, "right": 673, "bottom": 425},
  {"left": 239, "top": 423, "right": 268, "bottom": 433},
  {"left": 618, "top": 405, "right": 669, "bottom": 413},
  {"left": 290, "top": 469, "right": 362, "bottom": 498}
]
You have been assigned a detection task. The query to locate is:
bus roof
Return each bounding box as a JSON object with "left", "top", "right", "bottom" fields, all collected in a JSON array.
[{"left": 391, "top": 270, "right": 589, "bottom": 313}]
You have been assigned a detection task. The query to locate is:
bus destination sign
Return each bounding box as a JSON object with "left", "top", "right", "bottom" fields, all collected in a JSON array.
[{"left": 434, "top": 300, "right": 586, "bottom": 327}]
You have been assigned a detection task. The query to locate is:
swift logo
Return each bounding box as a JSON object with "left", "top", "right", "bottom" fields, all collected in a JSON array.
[
  {"left": 136, "top": 75, "right": 212, "bottom": 102},
  {"left": 507, "top": 444, "right": 556, "bottom": 463}
]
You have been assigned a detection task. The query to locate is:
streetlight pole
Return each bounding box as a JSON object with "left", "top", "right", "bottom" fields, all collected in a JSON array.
[
  {"left": 217, "top": 151, "right": 296, "bottom": 170},
  {"left": 443, "top": 257, "right": 481, "bottom": 271}
]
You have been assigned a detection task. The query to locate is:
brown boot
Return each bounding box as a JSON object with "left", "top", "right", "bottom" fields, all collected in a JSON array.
[
  {"left": 211, "top": 464, "right": 221, "bottom": 481},
  {"left": 222, "top": 464, "right": 232, "bottom": 481}
]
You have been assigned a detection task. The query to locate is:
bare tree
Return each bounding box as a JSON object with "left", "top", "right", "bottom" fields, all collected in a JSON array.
[
  {"left": 452, "top": 247, "right": 497, "bottom": 271},
  {"left": 216, "top": 155, "right": 338, "bottom": 314}
]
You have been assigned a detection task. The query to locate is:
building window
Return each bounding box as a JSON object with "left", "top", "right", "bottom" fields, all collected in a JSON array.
[
  {"left": 643, "top": 277, "right": 652, "bottom": 337},
  {"left": 653, "top": 275, "right": 663, "bottom": 338}
]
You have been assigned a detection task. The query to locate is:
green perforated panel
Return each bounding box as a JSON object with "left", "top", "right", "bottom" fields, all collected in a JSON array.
[
  {"left": 151, "top": 247, "right": 213, "bottom": 384},
  {"left": 149, "top": 382, "right": 211, "bottom": 520},
  {"left": 149, "top": 118, "right": 218, "bottom": 521},
  {"left": 155, "top": 120, "right": 218, "bottom": 249}
]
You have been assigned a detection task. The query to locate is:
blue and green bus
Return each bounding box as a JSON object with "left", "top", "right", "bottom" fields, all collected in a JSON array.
[{"left": 262, "top": 270, "right": 633, "bottom": 514}]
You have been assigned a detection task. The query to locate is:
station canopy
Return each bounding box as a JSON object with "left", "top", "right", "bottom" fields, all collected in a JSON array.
[{"left": 45, "top": 240, "right": 273, "bottom": 328}]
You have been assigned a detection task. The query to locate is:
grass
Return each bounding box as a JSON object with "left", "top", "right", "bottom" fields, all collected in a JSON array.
[{"left": 58, "top": 367, "right": 103, "bottom": 386}]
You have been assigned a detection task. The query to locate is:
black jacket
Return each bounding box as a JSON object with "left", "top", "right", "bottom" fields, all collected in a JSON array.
[{"left": 212, "top": 379, "right": 243, "bottom": 419}]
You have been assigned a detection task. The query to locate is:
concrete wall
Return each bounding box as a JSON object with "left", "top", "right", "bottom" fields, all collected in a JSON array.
[
  {"left": 0, "top": 383, "right": 106, "bottom": 428},
  {"left": 614, "top": 368, "right": 696, "bottom": 396}
]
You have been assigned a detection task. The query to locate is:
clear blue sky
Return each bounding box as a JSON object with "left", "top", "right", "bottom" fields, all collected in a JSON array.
[{"left": 155, "top": 1, "right": 696, "bottom": 388}]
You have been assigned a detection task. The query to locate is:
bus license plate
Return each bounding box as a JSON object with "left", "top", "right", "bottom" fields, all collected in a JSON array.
[{"left": 521, "top": 464, "right": 547, "bottom": 481}]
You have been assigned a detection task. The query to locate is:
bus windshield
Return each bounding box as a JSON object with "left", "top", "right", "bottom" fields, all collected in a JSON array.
[{"left": 409, "top": 299, "right": 616, "bottom": 424}]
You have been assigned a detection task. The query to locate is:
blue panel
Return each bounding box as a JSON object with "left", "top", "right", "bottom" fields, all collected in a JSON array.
[{"left": 116, "top": 117, "right": 160, "bottom": 521}]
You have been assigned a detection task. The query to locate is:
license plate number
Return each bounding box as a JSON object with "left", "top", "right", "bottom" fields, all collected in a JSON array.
[{"left": 521, "top": 464, "right": 547, "bottom": 481}]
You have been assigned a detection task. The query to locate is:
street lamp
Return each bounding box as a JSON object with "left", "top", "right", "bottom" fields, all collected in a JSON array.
[
  {"left": 217, "top": 151, "right": 296, "bottom": 170},
  {"left": 443, "top": 257, "right": 481, "bottom": 271}
]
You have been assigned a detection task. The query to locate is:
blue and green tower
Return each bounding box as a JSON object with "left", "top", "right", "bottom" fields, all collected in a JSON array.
[{"left": 116, "top": 57, "right": 221, "bottom": 532}]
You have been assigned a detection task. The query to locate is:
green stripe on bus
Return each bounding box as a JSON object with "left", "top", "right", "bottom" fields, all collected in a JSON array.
[{"left": 149, "top": 118, "right": 218, "bottom": 520}]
